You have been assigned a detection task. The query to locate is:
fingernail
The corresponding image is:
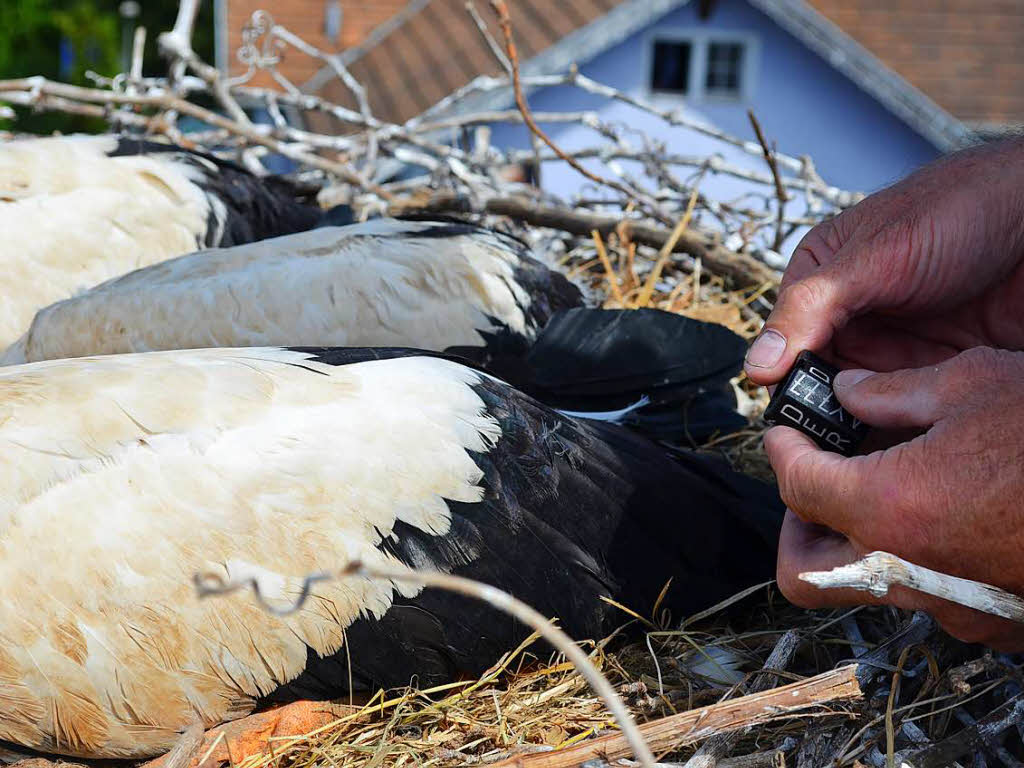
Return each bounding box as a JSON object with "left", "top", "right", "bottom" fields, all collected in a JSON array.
[
  {"left": 745, "top": 329, "right": 787, "bottom": 369},
  {"left": 834, "top": 369, "right": 874, "bottom": 389}
]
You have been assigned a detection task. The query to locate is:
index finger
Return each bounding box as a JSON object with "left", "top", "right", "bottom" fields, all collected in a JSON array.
[{"left": 763, "top": 425, "right": 882, "bottom": 537}]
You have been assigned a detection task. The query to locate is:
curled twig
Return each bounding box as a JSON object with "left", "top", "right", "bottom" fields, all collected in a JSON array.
[
  {"left": 194, "top": 560, "right": 657, "bottom": 768},
  {"left": 747, "top": 110, "right": 789, "bottom": 252}
]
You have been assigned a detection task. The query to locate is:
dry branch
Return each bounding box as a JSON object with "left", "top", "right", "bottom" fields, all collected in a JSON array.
[
  {"left": 683, "top": 630, "right": 801, "bottom": 768},
  {"left": 488, "top": 666, "right": 861, "bottom": 767},
  {"left": 746, "top": 110, "right": 788, "bottom": 251},
  {"left": 387, "top": 192, "right": 780, "bottom": 289},
  {"left": 487, "top": 0, "right": 664, "bottom": 220},
  {"left": 0, "top": 77, "right": 370, "bottom": 187},
  {"left": 801, "top": 551, "right": 1024, "bottom": 623},
  {"left": 899, "top": 696, "right": 1024, "bottom": 768}
]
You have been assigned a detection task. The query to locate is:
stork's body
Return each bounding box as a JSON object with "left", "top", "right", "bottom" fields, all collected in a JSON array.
[
  {"left": 0, "top": 218, "right": 743, "bottom": 439},
  {"left": 0, "top": 347, "right": 780, "bottom": 758},
  {"left": 0, "top": 135, "right": 320, "bottom": 349},
  {"left": 2, "top": 219, "right": 581, "bottom": 367}
]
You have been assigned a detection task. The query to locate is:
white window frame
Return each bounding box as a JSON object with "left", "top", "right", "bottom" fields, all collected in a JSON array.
[{"left": 643, "top": 30, "right": 760, "bottom": 103}]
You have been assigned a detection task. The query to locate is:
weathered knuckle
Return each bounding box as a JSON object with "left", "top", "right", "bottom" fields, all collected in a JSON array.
[
  {"left": 793, "top": 219, "right": 840, "bottom": 264},
  {"left": 778, "top": 279, "right": 827, "bottom": 320}
]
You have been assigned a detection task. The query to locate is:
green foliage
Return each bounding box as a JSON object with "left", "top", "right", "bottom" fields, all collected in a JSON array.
[{"left": 0, "top": 0, "right": 215, "bottom": 134}]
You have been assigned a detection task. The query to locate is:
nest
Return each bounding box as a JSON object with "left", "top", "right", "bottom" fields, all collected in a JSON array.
[
  {"left": 3, "top": 2, "right": 1021, "bottom": 765},
  {"left": 209, "top": 244, "right": 1020, "bottom": 768}
]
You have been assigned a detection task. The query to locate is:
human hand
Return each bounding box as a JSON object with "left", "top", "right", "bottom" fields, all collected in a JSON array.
[
  {"left": 768, "top": 347, "right": 1024, "bottom": 650},
  {"left": 745, "top": 139, "right": 1024, "bottom": 384}
]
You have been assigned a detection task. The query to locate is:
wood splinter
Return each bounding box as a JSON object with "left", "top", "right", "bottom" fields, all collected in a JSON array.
[
  {"left": 800, "top": 551, "right": 1024, "bottom": 624},
  {"left": 490, "top": 665, "right": 861, "bottom": 767}
]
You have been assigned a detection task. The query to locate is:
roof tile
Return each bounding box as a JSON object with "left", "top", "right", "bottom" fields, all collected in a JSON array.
[{"left": 807, "top": 0, "right": 1024, "bottom": 124}]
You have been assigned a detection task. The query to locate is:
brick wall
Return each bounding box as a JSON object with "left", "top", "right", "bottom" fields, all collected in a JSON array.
[
  {"left": 225, "top": 0, "right": 409, "bottom": 87},
  {"left": 807, "top": 0, "right": 1024, "bottom": 125}
]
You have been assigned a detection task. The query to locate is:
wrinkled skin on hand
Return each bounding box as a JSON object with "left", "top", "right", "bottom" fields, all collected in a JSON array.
[
  {"left": 744, "top": 139, "right": 1024, "bottom": 649},
  {"left": 768, "top": 349, "right": 1024, "bottom": 650}
]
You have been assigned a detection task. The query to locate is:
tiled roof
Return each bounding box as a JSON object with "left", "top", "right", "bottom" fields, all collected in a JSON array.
[
  {"left": 806, "top": 0, "right": 1024, "bottom": 127},
  {"left": 316, "top": 0, "right": 621, "bottom": 125},
  {"left": 224, "top": 0, "right": 989, "bottom": 143},
  {"left": 225, "top": 0, "right": 411, "bottom": 86}
]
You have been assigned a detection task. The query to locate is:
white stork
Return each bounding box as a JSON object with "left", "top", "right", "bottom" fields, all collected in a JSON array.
[
  {"left": 0, "top": 217, "right": 747, "bottom": 439},
  {"left": 0, "top": 346, "right": 781, "bottom": 758},
  {"left": 1, "top": 218, "right": 582, "bottom": 368},
  {"left": 0, "top": 134, "right": 321, "bottom": 350}
]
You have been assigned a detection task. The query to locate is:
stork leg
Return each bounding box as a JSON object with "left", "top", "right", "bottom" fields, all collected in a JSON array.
[{"left": 141, "top": 701, "right": 358, "bottom": 768}]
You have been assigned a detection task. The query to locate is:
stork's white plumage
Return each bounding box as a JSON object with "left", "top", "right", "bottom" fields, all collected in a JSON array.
[
  {"left": 2, "top": 218, "right": 582, "bottom": 366},
  {"left": 0, "top": 349, "right": 491, "bottom": 756},
  {"left": 0, "top": 346, "right": 781, "bottom": 758},
  {"left": 0, "top": 135, "right": 320, "bottom": 350}
]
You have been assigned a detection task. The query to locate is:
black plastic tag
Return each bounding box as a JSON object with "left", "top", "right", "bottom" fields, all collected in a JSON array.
[{"left": 763, "top": 350, "right": 869, "bottom": 456}]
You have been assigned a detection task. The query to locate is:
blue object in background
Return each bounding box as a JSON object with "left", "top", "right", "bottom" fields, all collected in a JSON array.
[{"left": 58, "top": 37, "right": 74, "bottom": 79}]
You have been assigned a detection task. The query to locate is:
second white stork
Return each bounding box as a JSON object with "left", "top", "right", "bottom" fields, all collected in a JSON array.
[{"left": 2, "top": 217, "right": 582, "bottom": 367}]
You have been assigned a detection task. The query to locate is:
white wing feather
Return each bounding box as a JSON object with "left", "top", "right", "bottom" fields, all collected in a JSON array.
[
  {"left": 7, "top": 224, "right": 535, "bottom": 364},
  {"left": 0, "top": 348, "right": 499, "bottom": 757},
  {"left": 0, "top": 136, "right": 213, "bottom": 350}
]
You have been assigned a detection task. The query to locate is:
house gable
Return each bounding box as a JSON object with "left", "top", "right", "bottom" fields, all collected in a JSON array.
[{"left": 486, "top": 0, "right": 944, "bottom": 196}]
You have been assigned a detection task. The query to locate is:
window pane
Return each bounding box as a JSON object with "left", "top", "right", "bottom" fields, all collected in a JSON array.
[
  {"left": 651, "top": 40, "right": 692, "bottom": 93},
  {"left": 705, "top": 42, "right": 745, "bottom": 95}
]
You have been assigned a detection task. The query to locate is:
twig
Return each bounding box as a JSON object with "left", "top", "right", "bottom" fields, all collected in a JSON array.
[
  {"left": 159, "top": 0, "right": 251, "bottom": 125},
  {"left": 746, "top": 110, "right": 788, "bottom": 252},
  {"left": 160, "top": 722, "right": 204, "bottom": 768},
  {"left": 414, "top": 69, "right": 860, "bottom": 207},
  {"left": 592, "top": 230, "right": 625, "bottom": 306},
  {"left": 488, "top": 0, "right": 664, "bottom": 220},
  {"left": 900, "top": 697, "right": 1024, "bottom": 768},
  {"left": 683, "top": 630, "right": 801, "bottom": 768},
  {"left": 800, "top": 552, "right": 1024, "bottom": 623},
  {"left": 466, "top": 1, "right": 511, "bottom": 73},
  {"left": 194, "top": 561, "right": 657, "bottom": 768},
  {"left": 0, "top": 77, "right": 373, "bottom": 190},
  {"left": 635, "top": 180, "right": 701, "bottom": 307},
  {"left": 852, "top": 611, "right": 936, "bottom": 689},
  {"left": 488, "top": 666, "right": 861, "bottom": 767},
  {"left": 130, "top": 27, "right": 146, "bottom": 82},
  {"left": 389, "top": 192, "right": 780, "bottom": 289}
]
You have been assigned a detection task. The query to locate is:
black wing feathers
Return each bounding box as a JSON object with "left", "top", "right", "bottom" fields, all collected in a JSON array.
[
  {"left": 263, "top": 355, "right": 781, "bottom": 701},
  {"left": 109, "top": 137, "right": 321, "bottom": 247},
  {"left": 526, "top": 308, "right": 747, "bottom": 407}
]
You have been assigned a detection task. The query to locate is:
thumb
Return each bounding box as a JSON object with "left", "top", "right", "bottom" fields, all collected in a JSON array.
[
  {"left": 744, "top": 260, "right": 878, "bottom": 385},
  {"left": 833, "top": 364, "right": 948, "bottom": 429}
]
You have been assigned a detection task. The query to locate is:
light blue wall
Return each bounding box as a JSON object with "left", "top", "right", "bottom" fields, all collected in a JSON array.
[{"left": 489, "top": 0, "right": 940, "bottom": 213}]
